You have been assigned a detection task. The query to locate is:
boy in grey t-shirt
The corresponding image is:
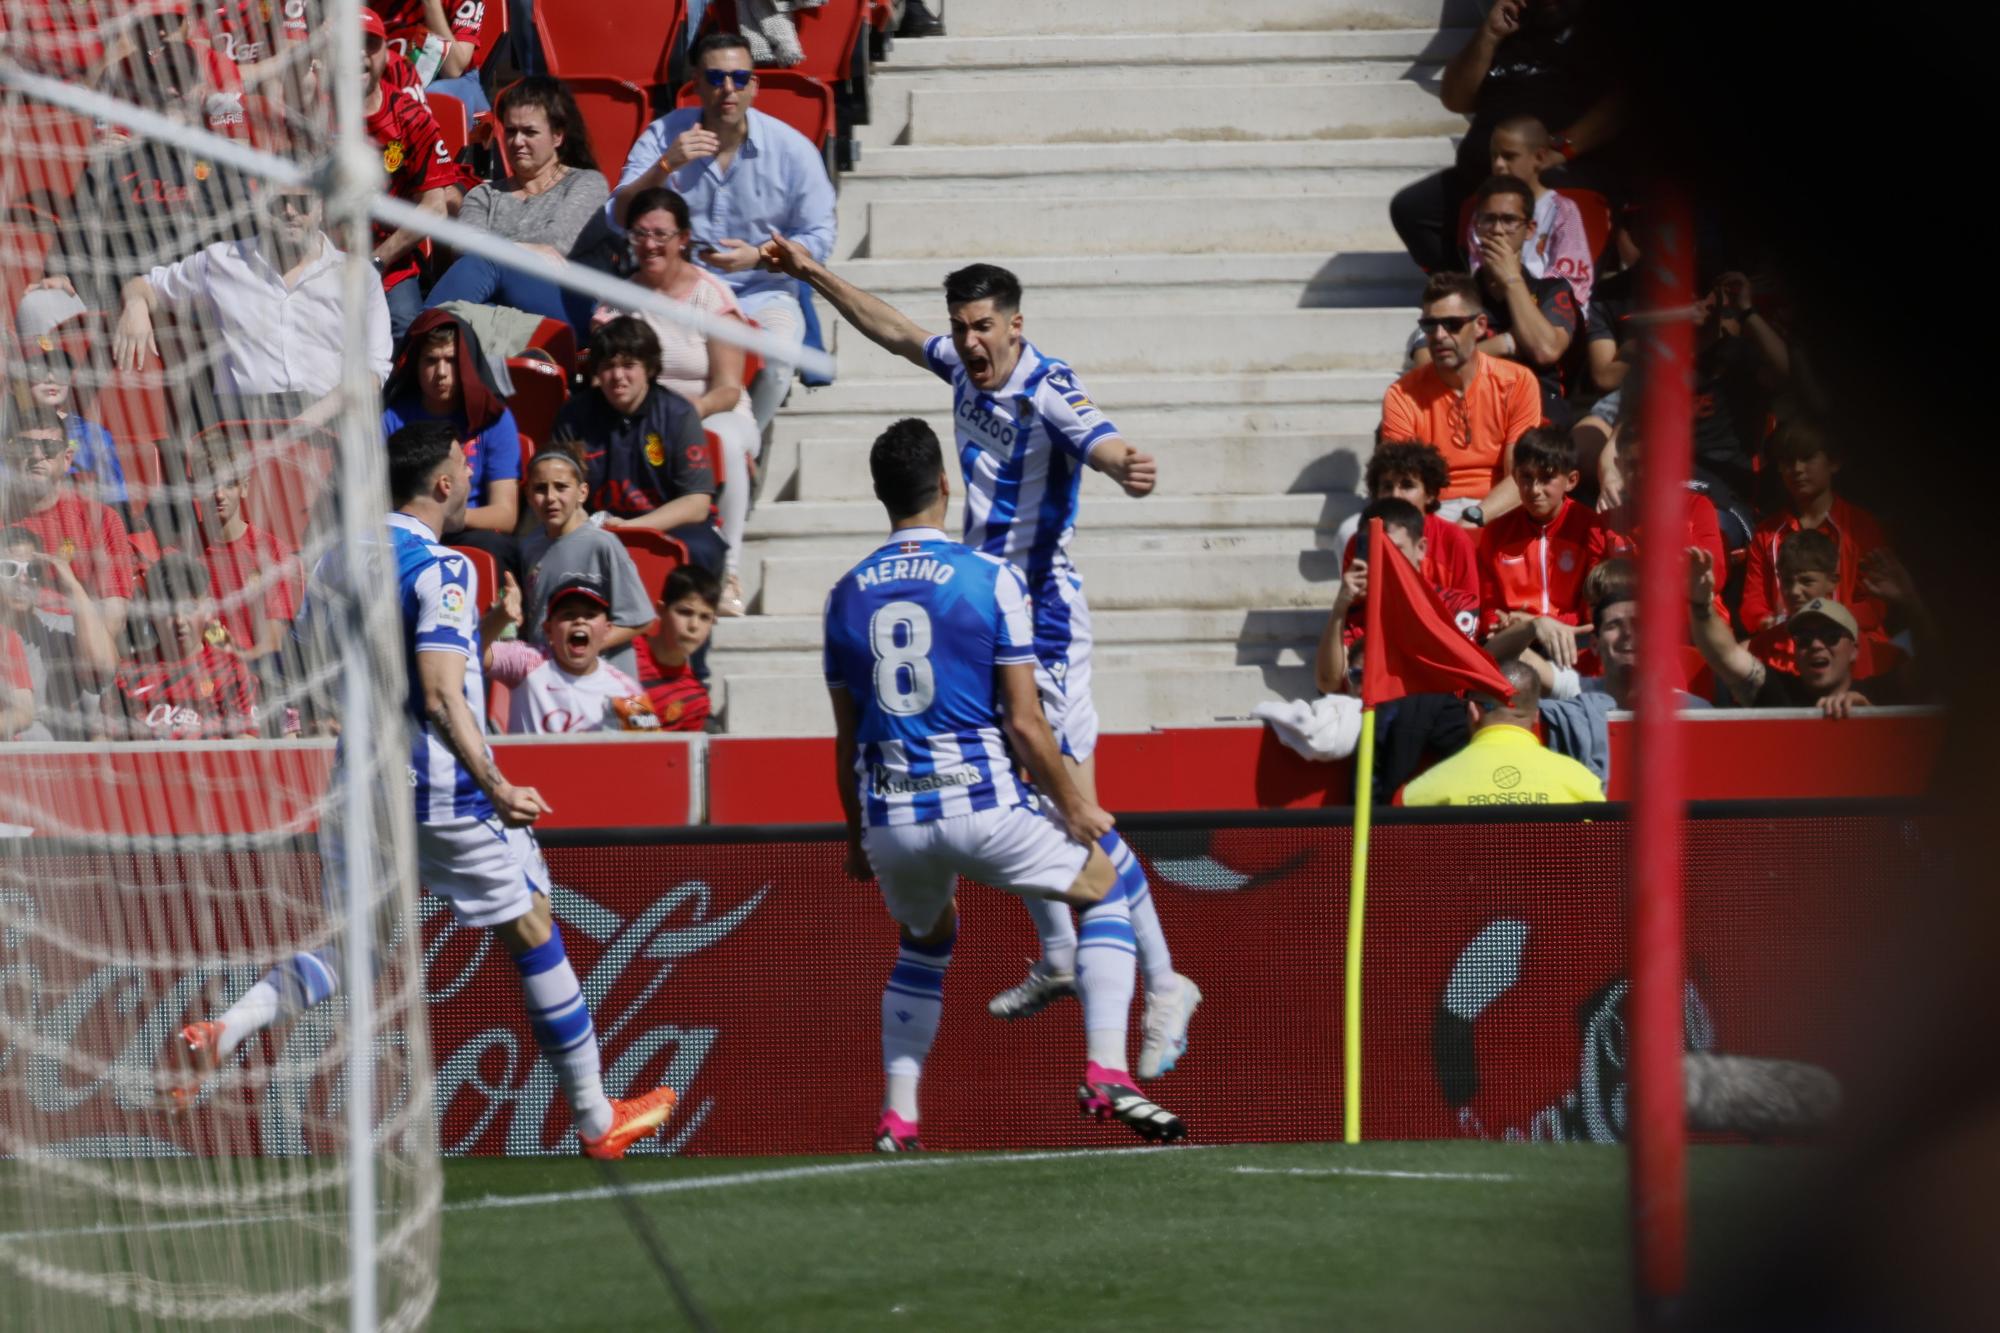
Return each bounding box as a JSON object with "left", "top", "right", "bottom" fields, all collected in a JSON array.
[{"left": 517, "top": 452, "right": 655, "bottom": 679}]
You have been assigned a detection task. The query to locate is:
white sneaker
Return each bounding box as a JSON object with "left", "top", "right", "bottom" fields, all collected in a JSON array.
[
  {"left": 1138, "top": 974, "right": 1201, "bottom": 1079},
  {"left": 718, "top": 574, "right": 747, "bottom": 618},
  {"left": 987, "top": 963, "right": 1076, "bottom": 1020}
]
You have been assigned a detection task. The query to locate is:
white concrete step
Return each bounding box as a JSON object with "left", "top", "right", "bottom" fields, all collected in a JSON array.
[
  {"left": 829, "top": 309, "right": 1407, "bottom": 379},
  {"left": 849, "top": 135, "right": 1451, "bottom": 184},
  {"left": 875, "top": 56, "right": 1435, "bottom": 91},
  {"left": 863, "top": 192, "right": 1399, "bottom": 258},
  {"left": 882, "top": 29, "right": 1464, "bottom": 74},
  {"left": 811, "top": 250, "right": 1423, "bottom": 316},
  {"left": 752, "top": 493, "right": 1341, "bottom": 542},
  {"left": 721, "top": 664, "right": 1315, "bottom": 736},
  {"left": 791, "top": 431, "right": 1367, "bottom": 500},
  {"left": 756, "top": 545, "right": 1346, "bottom": 616},
  {"left": 944, "top": 0, "right": 1479, "bottom": 38},
  {"left": 905, "top": 80, "right": 1460, "bottom": 147}
]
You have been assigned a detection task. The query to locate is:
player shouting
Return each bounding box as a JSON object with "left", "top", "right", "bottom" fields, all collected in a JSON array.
[
  {"left": 762, "top": 237, "right": 1201, "bottom": 1080},
  {"left": 173, "top": 422, "right": 677, "bottom": 1159},
  {"left": 826, "top": 420, "right": 1184, "bottom": 1149}
]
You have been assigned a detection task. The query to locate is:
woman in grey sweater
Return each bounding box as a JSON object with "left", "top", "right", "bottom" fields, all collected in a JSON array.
[{"left": 423, "top": 77, "right": 615, "bottom": 338}]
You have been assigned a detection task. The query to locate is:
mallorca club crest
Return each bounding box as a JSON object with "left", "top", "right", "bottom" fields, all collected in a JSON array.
[
  {"left": 382, "top": 140, "right": 406, "bottom": 175},
  {"left": 644, "top": 433, "right": 667, "bottom": 467}
]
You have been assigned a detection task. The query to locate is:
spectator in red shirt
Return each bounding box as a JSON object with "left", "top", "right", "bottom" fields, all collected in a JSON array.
[
  {"left": 1745, "top": 529, "right": 1904, "bottom": 683},
  {"left": 361, "top": 7, "right": 455, "bottom": 340},
  {"left": 1595, "top": 426, "right": 1728, "bottom": 611},
  {"left": 1476, "top": 426, "right": 1606, "bottom": 666},
  {"left": 0, "top": 606, "right": 36, "bottom": 740},
  {"left": 0, "top": 525, "right": 117, "bottom": 740},
  {"left": 2, "top": 405, "right": 133, "bottom": 643},
  {"left": 179, "top": 432, "right": 301, "bottom": 662},
  {"left": 1379, "top": 272, "right": 1544, "bottom": 526},
  {"left": 1315, "top": 497, "right": 1482, "bottom": 697},
  {"left": 1740, "top": 419, "right": 1889, "bottom": 635},
  {"left": 633, "top": 564, "right": 718, "bottom": 731},
  {"left": 370, "top": 0, "right": 491, "bottom": 111},
  {"left": 1340, "top": 441, "right": 1481, "bottom": 601},
  {"left": 108, "top": 553, "right": 258, "bottom": 740}
]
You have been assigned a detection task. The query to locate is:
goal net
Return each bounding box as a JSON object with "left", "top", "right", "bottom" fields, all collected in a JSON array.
[{"left": 0, "top": 3, "right": 439, "bottom": 1327}]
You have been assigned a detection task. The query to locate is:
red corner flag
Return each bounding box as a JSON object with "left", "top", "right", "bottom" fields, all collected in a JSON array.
[{"left": 1359, "top": 518, "right": 1512, "bottom": 706}]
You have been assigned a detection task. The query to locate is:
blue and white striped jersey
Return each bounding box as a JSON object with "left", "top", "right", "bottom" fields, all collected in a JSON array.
[
  {"left": 923, "top": 335, "right": 1121, "bottom": 593},
  {"left": 823, "top": 527, "right": 1037, "bottom": 827},
  {"left": 303, "top": 514, "right": 493, "bottom": 824}
]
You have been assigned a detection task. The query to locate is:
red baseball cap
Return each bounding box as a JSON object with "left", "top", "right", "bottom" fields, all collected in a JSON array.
[{"left": 360, "top": 8, "right": 386, "bottom": 40}]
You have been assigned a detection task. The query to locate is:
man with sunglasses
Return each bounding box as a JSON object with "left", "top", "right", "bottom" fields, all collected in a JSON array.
[
  {"left": 6, "top": 341, "right": 128, "bottom": 515},
  {"left": 1686, "top": 547, "right": 1923, "bottom": 717},
  {"left": 113, "top": 180, "right": 392, "bottom": 429},
  {"left": 1, "top": 405, "right": 133, "bottom": 647},
  {"left": 1381, "top": 271, "right": 1543, "bottom": 529},
  {"left": 607, "top": 33, "right": 837, "bottom": 431}
]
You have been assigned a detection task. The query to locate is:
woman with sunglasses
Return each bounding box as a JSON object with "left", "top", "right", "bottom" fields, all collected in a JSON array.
[
  {"left": 422, "top": 76, "right": 616, "bottom": 339},
  {"left": 593, "top": 188, "right": 757, "bottom": 617}
]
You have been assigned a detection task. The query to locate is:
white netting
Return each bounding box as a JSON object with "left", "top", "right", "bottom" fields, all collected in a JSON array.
[{"left": 0, "top": 3, "right": 437, "bottom": 1328}]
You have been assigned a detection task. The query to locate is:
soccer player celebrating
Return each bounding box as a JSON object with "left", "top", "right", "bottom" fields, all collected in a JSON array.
[
  {"left": 173, "top": 422, "right": 676, "bottom": 1159},
  {"left": 761, "top": 237, "right": 1202, "bottom": 1080},
  {"left": 826, "top": 420, "right": 1184, "bottom": 1150}
]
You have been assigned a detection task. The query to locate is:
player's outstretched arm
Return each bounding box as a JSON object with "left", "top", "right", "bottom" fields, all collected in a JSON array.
[
  {"left": 997, "top": 661, "right": 1113, "bottom": 843},
  {"left": 415, "top": 648, "right": 551, "bottom": 827},
  {"left": 758, "top": 230, "right": 933, "bottom": 369}
]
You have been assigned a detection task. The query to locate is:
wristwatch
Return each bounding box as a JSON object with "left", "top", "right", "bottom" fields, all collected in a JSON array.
[{"left": 1462, "top": 504, "right": 1485, "bottom": 528}]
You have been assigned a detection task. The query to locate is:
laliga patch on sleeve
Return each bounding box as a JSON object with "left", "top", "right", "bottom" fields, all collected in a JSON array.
[{"left": 439, "top": 583, "right": 469, "bottom": 622}]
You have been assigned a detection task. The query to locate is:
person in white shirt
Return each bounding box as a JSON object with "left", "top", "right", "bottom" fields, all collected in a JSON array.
[
  {"left": 111, "top": 184, "right": 392, "bottom": 430},
  {"left": 483, "top": 570, "right": 660, "bottom": 734}
]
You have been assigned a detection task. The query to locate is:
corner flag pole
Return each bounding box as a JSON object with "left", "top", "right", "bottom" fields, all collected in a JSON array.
[
  {"left": 1630, "top": 186, "right": 1695, "bottom": 1322},
  {"left": 1342, "top": 706, "right": 1377, "bottom": 1144}
]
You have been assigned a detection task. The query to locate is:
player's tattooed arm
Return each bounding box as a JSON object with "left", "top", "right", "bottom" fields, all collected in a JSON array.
[
  {"left": 758, "top": 230, "right": 932, "bottom": 368},
  {"left": 1686, "top": 545, "right": 1763, "bottom": 703},
  {"left": 416, "top": 648, "right": 551, "bottom": 827},
  {"left": 997, "top": 662, "right": 1114, "bottom": 844},
  {"left": 827, "top": 686, "right": 871, "bottom": 879}
]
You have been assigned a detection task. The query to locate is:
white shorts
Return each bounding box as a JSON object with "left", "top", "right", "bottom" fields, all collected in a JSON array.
[
  {"left": 863, "top": 804, "right": 1091, "bottom": 934},
  {"left": 415, "top": 815, "right": 551, "bottom": 929},
  {"left": 1031, "top": 569, "right": 1099, "bottom": 763}
]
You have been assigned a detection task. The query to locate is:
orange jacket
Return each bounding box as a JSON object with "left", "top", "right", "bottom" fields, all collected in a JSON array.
[{"left": 1476, "top": 497, "right": 1609, "bottom": 634}]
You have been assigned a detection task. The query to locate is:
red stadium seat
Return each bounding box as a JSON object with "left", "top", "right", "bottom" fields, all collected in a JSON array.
[
  {"left": 0, "top": 221, "right": 55, "bottom": 312},
  {"left": 523, "top": 316, "right": 577, "bottom": 376},
  {"left": 504, "top": 356, "right": 569, "bottom": 454},
  {"left": 781, "top": 0, "right": 867, "bottom": 87},
  {"left": 427, "top": 91, "right": 469, "bottom": 157},
  {"left": 676, "top": 70, "right": 834, "bottom": 156},
  {"left": 533, "top": 0, "right": 684, "bottom": 84},
  {"left": 448, "top": 544, "right": 500, "bottom": 614},
  {"left": 114, "top": 438, "right": 164, "bottom": 517},
  {"left": 561, "top": 77, "right": 655, "bottom": 188},
  {"left": 5, "top": 105, "right": 94, "bottom": 217},
  {"left": 612, "top": 528, "right": 688, "bottom": 605},
  {"left": 85, "top": 358, "right": 173, "bottom": 448},
  {"left": 240, "top": 428, "right": 335, "bottom": 554}
]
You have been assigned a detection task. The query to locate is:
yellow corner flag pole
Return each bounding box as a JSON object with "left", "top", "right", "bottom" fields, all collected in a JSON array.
[{"left": 1343, "top": 705, "right": 1378, "bottom": 1145}]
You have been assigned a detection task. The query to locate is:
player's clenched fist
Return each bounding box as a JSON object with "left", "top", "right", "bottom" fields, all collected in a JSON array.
[
  {"left": 758, "top": 228, "right": 817, "bottom": 279},
  {"left": 491, "top": 782, "right": 551, "bottom": 828}
]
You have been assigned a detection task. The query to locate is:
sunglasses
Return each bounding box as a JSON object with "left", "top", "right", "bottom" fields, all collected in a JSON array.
[
  {"left": 629, "top": 226, "right": 681, "bottom": 245},
  {"left": 701, "top": 68, "right": 754, "bottom": 89},
  {"left": 266, "top": 193, "right": 317, "bottom": 215},
  {"left": 1789, "top": 624, "right": 1851, "bottom": 649},
  {"left": 0, "top": 558, "right": 31, "bottom": 582},
  {"left": 6, "top": 436, "right": 66, "bottom": 459},
  {"left": 1417, "top": 314, "right": 1481, "bottom": 334}
]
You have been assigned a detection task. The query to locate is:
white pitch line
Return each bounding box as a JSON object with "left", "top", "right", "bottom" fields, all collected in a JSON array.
[
  {"left": 0, "top": 1146, "right": 1207, "bottom": 1246},
  {"left": 1231, "top": 1165, "right": 1517, "bottom": 1183}
]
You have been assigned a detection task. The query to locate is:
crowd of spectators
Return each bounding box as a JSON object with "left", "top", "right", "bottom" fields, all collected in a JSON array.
[
  {"left": 1320, "top": 0, "right": 1930, "bottom": 774},
  {"left": 2, "top": 4, "right": 851, "bottom": 742}
]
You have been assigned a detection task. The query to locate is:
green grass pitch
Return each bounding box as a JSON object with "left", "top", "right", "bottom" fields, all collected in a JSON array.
[{"left": 434, "top": 1142, "right": 1811, "bottom": 1330}]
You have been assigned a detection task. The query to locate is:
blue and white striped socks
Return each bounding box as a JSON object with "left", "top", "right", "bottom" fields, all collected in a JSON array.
[
  {"left": 1077, "top": 834, "right": 1139, "bottom": 1071},
  {"left": 218, "top": 948, "right": 341, "bottom": 1057},
  {"left": 1107, "top": 832, "right": 1179, "bottom": 996},
  {"left": 882, "top": 930, "right": 952, "bottom": 1122},
  {"left": 514, "top": 927, "right": 613, "bottom": 1140}
]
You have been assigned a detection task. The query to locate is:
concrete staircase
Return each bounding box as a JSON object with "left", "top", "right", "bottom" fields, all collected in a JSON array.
[{"left": 712, "top": 0, "right": 1474, "bottom": 736}]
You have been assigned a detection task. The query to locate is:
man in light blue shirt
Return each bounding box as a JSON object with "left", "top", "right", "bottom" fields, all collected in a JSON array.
[{"left": 607, "top": 33, "right": 837, "bottom": 429}]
